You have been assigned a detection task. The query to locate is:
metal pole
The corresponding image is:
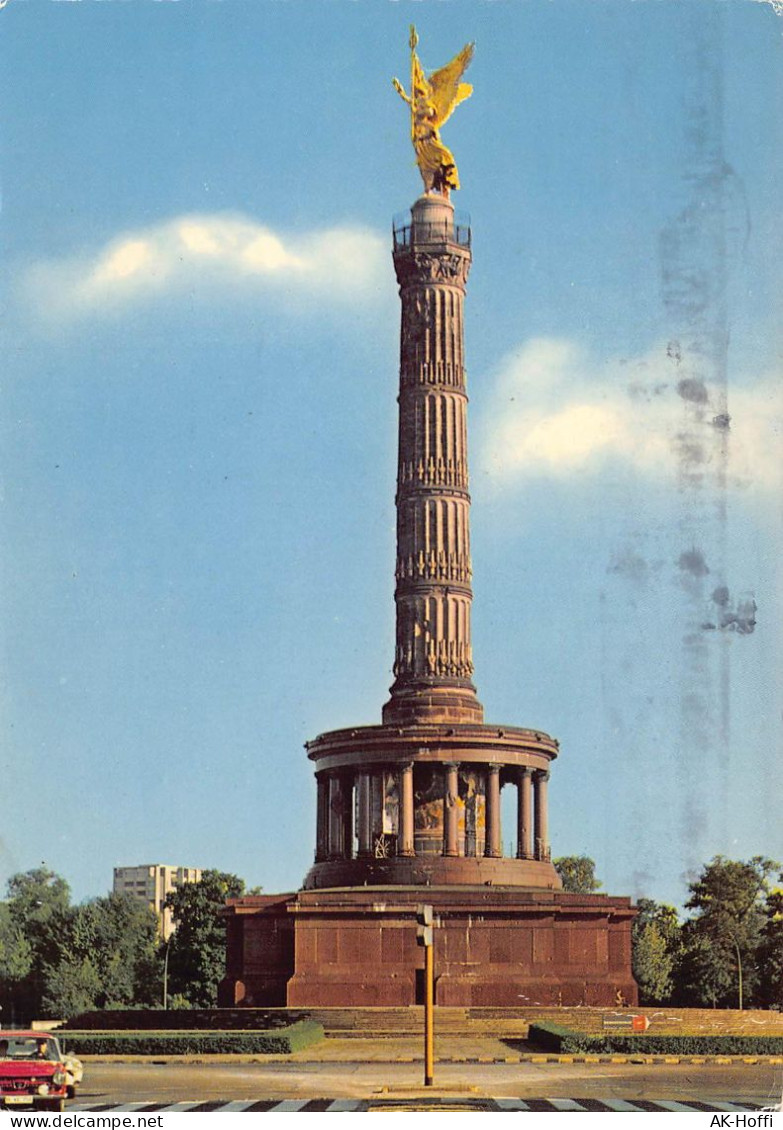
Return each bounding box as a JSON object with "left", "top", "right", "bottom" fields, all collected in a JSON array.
[
  {"left": 734, "top": 939, "right": 743, "bottom": 1010},
  {"left": 163, "top": 938, "right": 171, "bottom": 1010},
  {"left": 424, "top": 941, "right": 434, "bottom": 1086}
]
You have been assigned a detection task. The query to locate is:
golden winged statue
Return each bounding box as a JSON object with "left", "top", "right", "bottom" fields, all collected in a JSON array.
[{"left": 393, "top": 26, "right": 474, "bottom": 197}]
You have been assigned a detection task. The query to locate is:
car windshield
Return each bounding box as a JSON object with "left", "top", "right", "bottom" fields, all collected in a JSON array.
[{"left": 0, "top": 1037, "right": 61, "bottom": 1062}]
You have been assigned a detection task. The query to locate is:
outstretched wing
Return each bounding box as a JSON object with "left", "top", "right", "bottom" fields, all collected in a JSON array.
[{"left": 427, "top": 42, "right": 475, "bottom": 128}]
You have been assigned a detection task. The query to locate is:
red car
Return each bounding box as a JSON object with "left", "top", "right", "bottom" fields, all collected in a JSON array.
[{"left": 0, "top": 1031, "right": 70, "bottom": 1112}]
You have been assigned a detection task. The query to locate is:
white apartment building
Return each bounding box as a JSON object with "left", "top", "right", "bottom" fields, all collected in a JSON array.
[{"left": 113, "top": 864, "right": 202, "bottom": 939}]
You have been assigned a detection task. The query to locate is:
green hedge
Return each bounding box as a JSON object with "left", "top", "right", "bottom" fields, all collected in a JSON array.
[
  {"left": 527, "top": 1023, "right": 783, "bottom": 1056},
  {"left": 63, "top": 1009, "right": 309, "bottom": 1032},
  {"left": 60, "top": 1020, "right": 324, "bottom": 1056}
]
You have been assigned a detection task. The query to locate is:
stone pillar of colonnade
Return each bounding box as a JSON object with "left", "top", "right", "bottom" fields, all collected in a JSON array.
[
  {"left": 443, "top": 762, "right": 459, "bottom": 856},
  {"left": 484, "top": 764, "right": 502, "bottom": 858},
  {"left": 400, "top": 763, "right": 415, "bottom": 856},
  {"left": 534, "top": 770, "right": 550, "bottom": 861},
  {"left": 517, "top": 767, "right": 533, "bottom": 860},
  {"left": 315, "top": 775, "right": 329, "bottom": 862},
  {"left": 357, "top": 773, "right": 372, "bottom": 857},
  {"left": 342, "top": 774, "right": 354, "bottom": 860},
  {"left": 327, "top": 775, "right": 343, "bottom": 859}
]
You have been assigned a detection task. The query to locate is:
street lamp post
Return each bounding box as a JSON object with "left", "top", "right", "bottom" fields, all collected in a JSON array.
[
  {"left": 733, "top": 938, "right": 743, "bottom": 1011},
  {"left": 162, "top": 937, "right": 173, "bottom": 1010}
]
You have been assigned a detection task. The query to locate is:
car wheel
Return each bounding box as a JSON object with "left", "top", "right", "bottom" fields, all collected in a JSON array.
[{"left": 67, "top": 1085, "right": 76, "bottom": 1098}]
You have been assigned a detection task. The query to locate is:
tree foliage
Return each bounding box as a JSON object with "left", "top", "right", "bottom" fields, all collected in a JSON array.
[
  {"left": 0, "top": 902, "right": 33, "bottom": 983},
  {"left": 164, "top": 870, "right": 245, "bottom": 1008},
  {"left": 756, "top": 874, "right": 783, "bottom": 1009},
  {"left": 41, "top": 893, "right": 160, "bottom": 1016},
  {"left": 40, "top": 955, "right": 103, "bottom": 1019},
  {"left": 631, "top": 898, "right": 681, "bottom": 1005},
  {"left": 6, "top": 868, "right": 71, "bottom": 963},
  {"left": 553, "top": 856, "right": 602, "bottom": 894},
  {"left": 3, "top": 868, "right": 71, "bottom": 1019},
  {"left": 1, "top": 870, "right": 161, "bottom": 1020},
  {"left": 678, "top": 856, "right": 778, "bottom": 1009}
]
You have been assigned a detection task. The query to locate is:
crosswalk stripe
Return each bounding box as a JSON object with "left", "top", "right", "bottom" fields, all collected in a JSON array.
[
  {"left": 102, "top": 1102, "right": 155, "bottom": 1112},
  {"left": 600, "top": 1099, "right": 649, "bottom": 1112},
  {"left": 656, "top": 1100, "right": 707, "bottom": 1112},
  {"left": 713, "top": 1102, "right": 763, "bottom": 1112},
  {"left": 64, "top": 1096, "right": 765, "bottom": 1113}
]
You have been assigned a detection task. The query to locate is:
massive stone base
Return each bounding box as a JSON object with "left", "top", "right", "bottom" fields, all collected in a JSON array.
[{"left": 220, "top": 886, "right": 638, "bottom": 1009}]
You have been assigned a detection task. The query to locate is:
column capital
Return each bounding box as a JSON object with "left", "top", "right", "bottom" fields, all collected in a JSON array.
[
  {"left": 393, "top": 246, "right": 471, "bottom": 291},
  {"left": 535, "top": 769, "right": 550, "bottom": 783}
]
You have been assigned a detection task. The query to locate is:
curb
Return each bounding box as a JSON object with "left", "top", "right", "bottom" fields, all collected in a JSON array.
[
  {"left": 441, "top": 1054, "right": 783, "bottom": 1066},
  {"left": 79, "top": 1053, "right": 783, "bottom": 1066}
]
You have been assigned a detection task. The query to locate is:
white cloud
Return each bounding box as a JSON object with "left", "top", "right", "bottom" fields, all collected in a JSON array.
[
  {"left": 24, "top": 213, "right": 388, "bottom": 320},
  {"left": 477, "top": 337, "right": 782, "bottom": 493}
]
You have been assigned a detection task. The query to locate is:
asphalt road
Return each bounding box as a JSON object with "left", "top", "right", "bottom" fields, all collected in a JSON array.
[{"left": 74, "top": 1061, "right": 783, "bottom": 1107}]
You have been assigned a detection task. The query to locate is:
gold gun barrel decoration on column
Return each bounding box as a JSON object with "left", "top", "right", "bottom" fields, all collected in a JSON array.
[{"left": 393, "top": 25, "right": 474, "bottom": 197}]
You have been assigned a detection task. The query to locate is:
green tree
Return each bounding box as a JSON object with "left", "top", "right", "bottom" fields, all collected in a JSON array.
[
  {"left": 0, "top": 901, "right": 34, "bottom": 1024},
  {"left": 40, "top": 955, "right": 102, "bottom": 1018},
  {"left": 553, "top": 856, "right": 602, "bottom": 894},
  {"left": 679, "top": 855, "right": 778, "bottom": 1009},
  {"left": 4, "top": 868, "right": 71, "bottom": 1019},
  {"left": 41, "top": 893, "right": 160, "bottom": 1017},
  {"left": 164, "top": 870, "right": 245, "bottom": 1008},
  {"left": 0, "top": 901, "right": 33, "bottom": 981},
  {"left": 631, "top": 899, "right": 681, "bottom": 1004},
  {"left": 757, "top": 874, "right": 783, "bottom": 1009},
  {"left": 88, "top": 893, "right": 160, "bottom": 1007}
]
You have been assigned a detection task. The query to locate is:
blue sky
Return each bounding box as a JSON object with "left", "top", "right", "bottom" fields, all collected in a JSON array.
[{"left": 2, "top": 0, "right": 781, "bottom": 913}]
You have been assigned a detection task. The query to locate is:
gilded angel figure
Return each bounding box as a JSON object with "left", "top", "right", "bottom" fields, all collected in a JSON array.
[{"left": 393, "top": 26, "right": 474, "bottom": 197}]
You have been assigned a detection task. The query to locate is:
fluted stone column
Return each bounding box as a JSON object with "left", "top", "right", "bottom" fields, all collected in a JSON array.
[
  {"left": 383, "top": 194, "right": 483, "bottom": 727},
  {"left": 400, "top": 763, "right": 415, "bottom": 856},
  {"left": 534, "top": 770, "right": 550, "bottom": 861},
  {"left": 443, "top": 762, "right": 459, "bottom": 856},
  {"left": 315, "top": 775, "right": 329, "bottom": 862},
  {"left": 517, "top": 766, "right": 533, "bottom": 860},
  {"left": 484, "top": 764, "right": 502, "bottom": 858}
]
